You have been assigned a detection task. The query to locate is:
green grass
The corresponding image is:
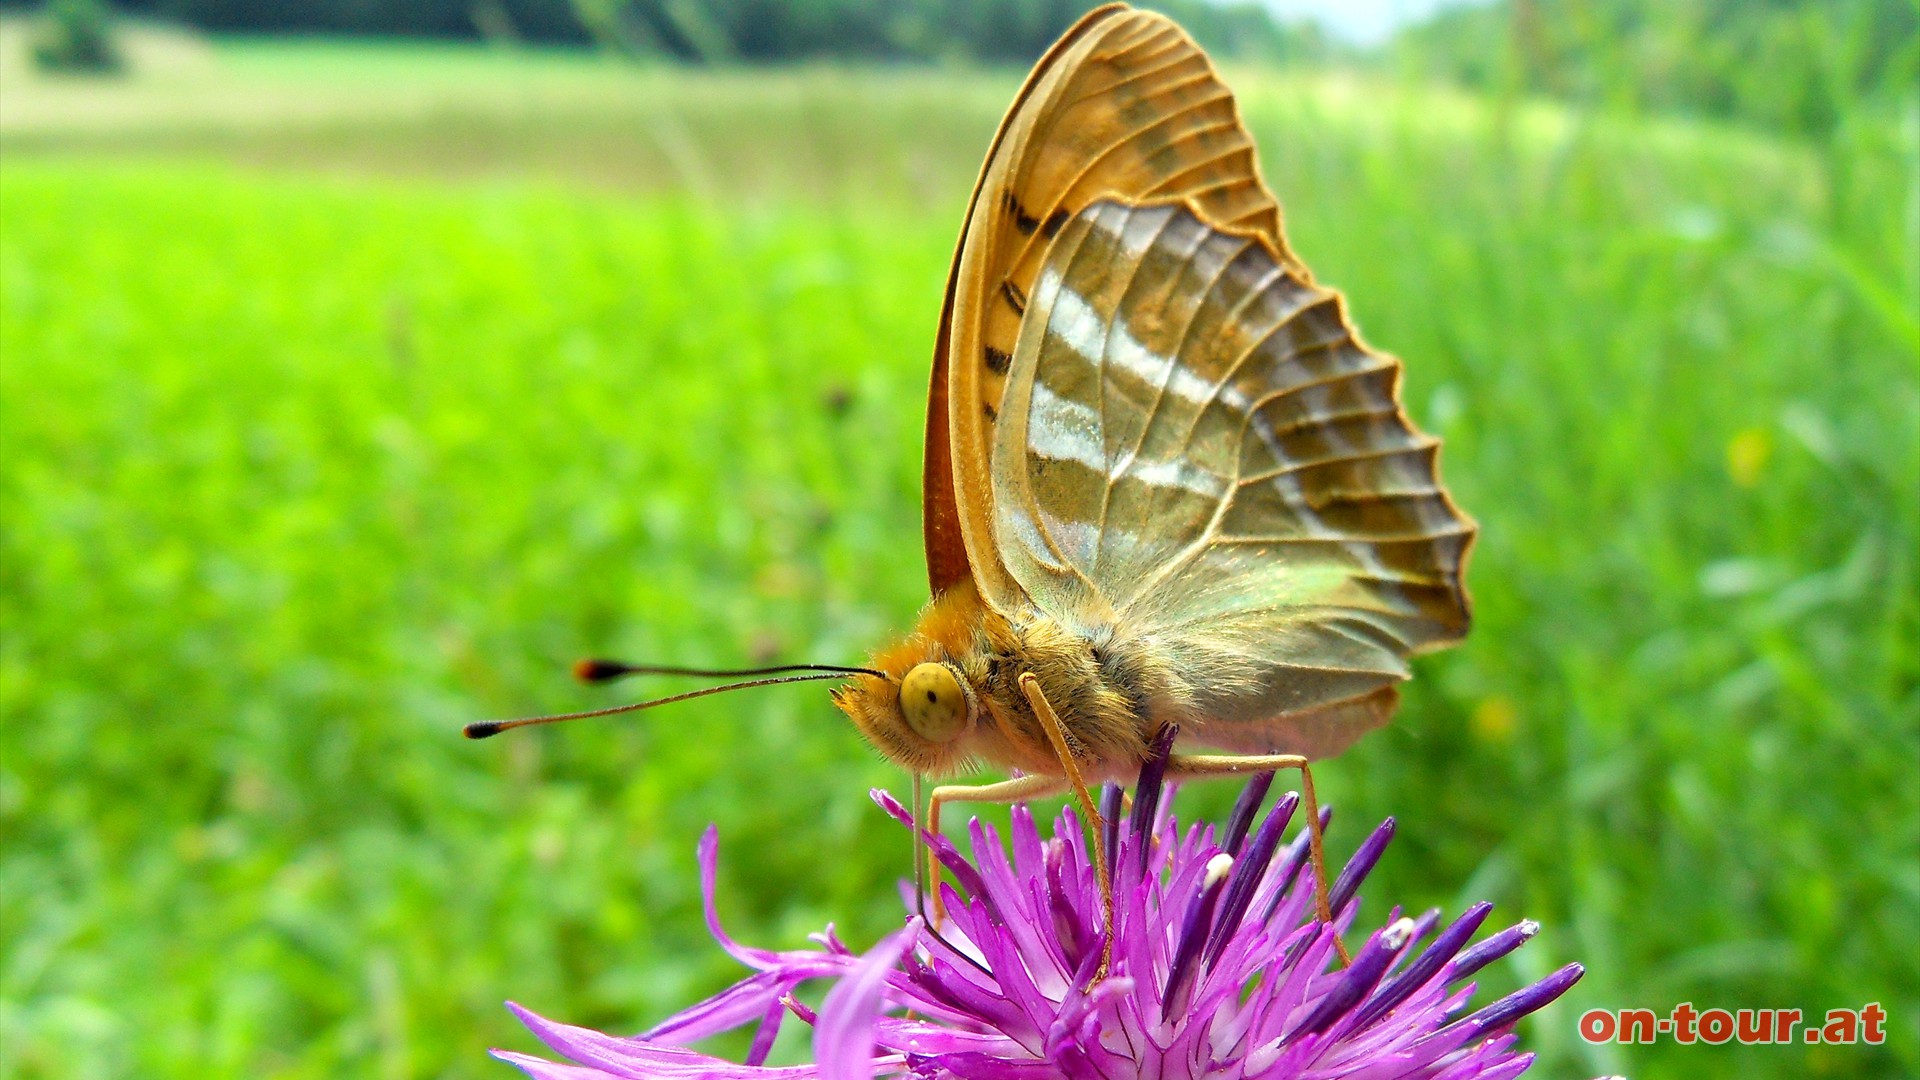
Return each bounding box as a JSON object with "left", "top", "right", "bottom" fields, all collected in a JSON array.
[{"left": 2, "top": 31, "right": 1916, "bottom": 1080}]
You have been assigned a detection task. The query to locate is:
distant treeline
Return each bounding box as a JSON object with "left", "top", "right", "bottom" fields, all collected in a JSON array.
[
  {"left": 1395, "top": 0, "right": 1918, "bottom": 136},
  {"left": 37, "top": 0, "right": 1919, "bottom": 135},
  {"left": 97, "top": 0, "right": 1336, "bottom": 64}
]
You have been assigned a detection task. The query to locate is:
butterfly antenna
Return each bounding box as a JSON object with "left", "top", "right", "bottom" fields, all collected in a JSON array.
[
  {"left": 463, "top": 671, "right": 860, "bottom": 739},
  {"left": 573, "top": 658, "right": 888, "bottom": 683}
]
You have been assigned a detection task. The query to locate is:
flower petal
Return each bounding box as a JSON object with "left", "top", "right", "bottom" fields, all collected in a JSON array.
[
  {"left": 643, "top": 968, "right": 842, "bottom": 1045},
  {"left": 507, "top": 1003, "right": 826, "bottom": 1079},
  {"left": 492, "top": 1049, "right": 629, "bottom": 1080},
  {"left": 814, "top": 921, "right": 920, "bottom": 1079}
]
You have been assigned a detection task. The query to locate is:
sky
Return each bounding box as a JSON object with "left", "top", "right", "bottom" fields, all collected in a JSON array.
[{"left": 1255, "top": 0, "right": 1490, "bottom": 45}]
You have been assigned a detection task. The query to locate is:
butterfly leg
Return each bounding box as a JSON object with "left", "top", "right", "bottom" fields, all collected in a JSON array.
[
  {"left": 925, "top": 772, "right": 1067, "bottom": 927},
  {"left": 1016, "top": 672, "right": 1113, "bottom": 982},
  {"left": 1167, "top": 753, "right": 1350, "bottom": 966}
]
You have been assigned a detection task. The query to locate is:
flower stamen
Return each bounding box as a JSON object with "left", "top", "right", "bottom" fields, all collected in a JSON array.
[
  {"left": 1164, "top": 852, "right": 1234, "bottom": 1014},
  {"left": 1206, "top": 790, "right": 1299, "bottom": 964}
]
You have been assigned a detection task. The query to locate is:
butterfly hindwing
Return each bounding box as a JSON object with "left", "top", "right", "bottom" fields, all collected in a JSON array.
[
  {"left": 991, "top": 201, "right": 1474, "bottom": 755},
  {"left": 927, "top": 3, "right": 1295, "bottom": 606}
]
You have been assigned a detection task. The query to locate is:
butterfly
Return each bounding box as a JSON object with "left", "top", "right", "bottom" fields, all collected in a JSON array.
[
  {"left": 469, "top": 2, "right": 1472, "bottom": 974},
  {"left": 826, "top": 3, "right": 1474, "bottom": 966}
]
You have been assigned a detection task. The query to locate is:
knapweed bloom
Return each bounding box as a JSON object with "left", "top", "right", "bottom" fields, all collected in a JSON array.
[{"left": 493, "top": 742, "right": 1583, "bottom": 1079}]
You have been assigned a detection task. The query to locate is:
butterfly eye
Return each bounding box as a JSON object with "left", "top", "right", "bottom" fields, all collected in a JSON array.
[{"left": 900, "top": 663, "right": 967, "bottom": 744}]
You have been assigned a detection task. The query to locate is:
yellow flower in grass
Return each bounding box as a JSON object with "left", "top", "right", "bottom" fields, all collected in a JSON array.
[
  {"left": 1727, "top": 427, "right": 1772, "bottom": 488},
  {"left": 1472, "top": 696, "right": 1518, "bottom": 743}
]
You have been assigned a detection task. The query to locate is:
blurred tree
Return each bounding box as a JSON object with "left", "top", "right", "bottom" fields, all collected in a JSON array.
[
  {"left": 1394, "top": 0, "right": 1919, "bottom": 137},
  {"left": 30, "top": 0, "right": 125, "bottom": 72},
  {"left": 106, "top": 0, "right": 594, "bottom": 42},
  {"left": 567, "top": 0, "right": 1334, "bottom": 64},
  {"left": 85, "top": 0, "right": 1331, "bottom": 66}
]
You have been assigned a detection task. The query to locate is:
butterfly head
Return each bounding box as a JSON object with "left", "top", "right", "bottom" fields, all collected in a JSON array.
[
  {"left": 832, "top": 656, "right": 981, "bottom": 779},
  {"left": 832, "top": 583, "right": 995, "bottom": 778}
]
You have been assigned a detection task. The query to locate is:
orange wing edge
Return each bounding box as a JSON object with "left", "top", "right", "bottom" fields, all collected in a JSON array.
[{"left": 920, "top": 3, "right": 1134, "bottom": 598}]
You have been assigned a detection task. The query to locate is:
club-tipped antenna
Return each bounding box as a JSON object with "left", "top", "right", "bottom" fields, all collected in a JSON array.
[
  {"left": 463, "top": 670, "right": 861, "bottom": 740},
  {"left": 572, "top": 658, "right": 888, "bottom": 684}
]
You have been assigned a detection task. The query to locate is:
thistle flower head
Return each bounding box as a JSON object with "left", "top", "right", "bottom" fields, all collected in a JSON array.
[{"left": 493, "top": 745, "right": 1583, "bottom": 1079}]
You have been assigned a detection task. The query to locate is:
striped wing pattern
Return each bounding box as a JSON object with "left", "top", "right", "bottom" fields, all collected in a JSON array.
[
  {"left": 991, "top": 201, "right": 1474, "bottom": 746},
  {"left": 930, "top": 3, "right": 1292, "bottom": 605}
]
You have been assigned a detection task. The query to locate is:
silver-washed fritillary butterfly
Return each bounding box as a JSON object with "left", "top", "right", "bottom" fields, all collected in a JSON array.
[
  {"left": 830, "top": 3, "right": 1474, "bottom": 968},
  {"left": 469, "top": 3, "right": 1473, "bottom": 975}
]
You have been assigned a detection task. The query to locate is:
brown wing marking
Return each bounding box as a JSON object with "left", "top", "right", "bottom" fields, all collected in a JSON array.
[
  {"left": 921, "top": 4, "right": 1127, "bottom": 597},
  {"left": 929, "top": 3, "right": 1295, "bottom": 609}
]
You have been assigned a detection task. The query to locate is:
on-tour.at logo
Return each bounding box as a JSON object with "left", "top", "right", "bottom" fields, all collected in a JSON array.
[{"left": 1579, "top": 1003, "right": 1888, "bottom": 1046}]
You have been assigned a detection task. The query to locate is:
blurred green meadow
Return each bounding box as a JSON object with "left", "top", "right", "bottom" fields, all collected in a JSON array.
[{"left": 2, "top": 14, "right": 1917, "bottom": 1080}]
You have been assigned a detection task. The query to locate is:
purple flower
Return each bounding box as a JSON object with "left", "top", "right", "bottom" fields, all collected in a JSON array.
[{"left": 491, "top": 748, "right": 1584, "bottom": 1079}]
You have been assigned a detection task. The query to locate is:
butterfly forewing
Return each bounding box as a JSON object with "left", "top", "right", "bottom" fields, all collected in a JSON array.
[
  {"left": 991, "top": 201, "right": 1474, "bottom": 755},
  {"left": 928, "top": 4, "right": 1295, "bottom": 607}
]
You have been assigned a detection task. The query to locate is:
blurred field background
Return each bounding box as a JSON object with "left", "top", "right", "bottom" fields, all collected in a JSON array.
[{"left": 1, "top": 1, "right": 1915, "bottom": 1078}]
